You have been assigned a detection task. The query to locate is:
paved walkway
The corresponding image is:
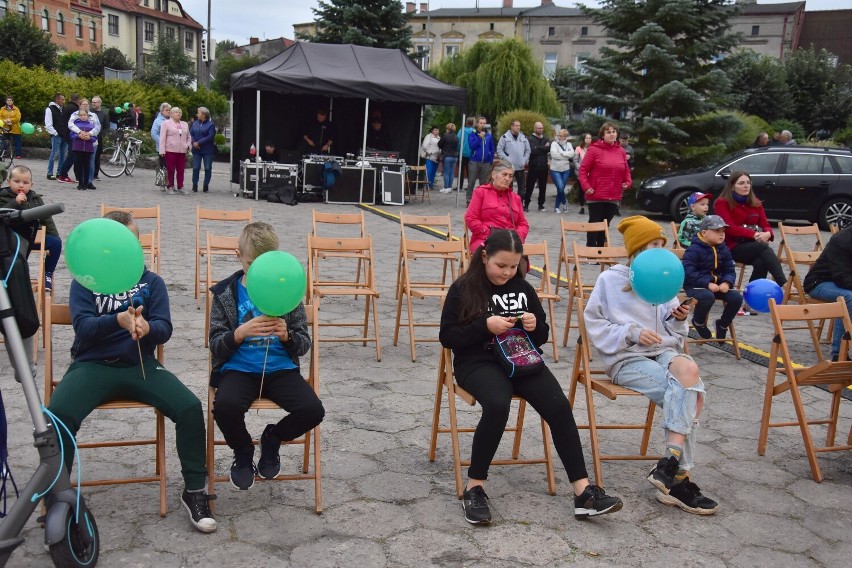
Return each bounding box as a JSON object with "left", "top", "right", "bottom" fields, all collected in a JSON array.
[{"left": 3, "top": 158, "right": 849, "bottom": 567}]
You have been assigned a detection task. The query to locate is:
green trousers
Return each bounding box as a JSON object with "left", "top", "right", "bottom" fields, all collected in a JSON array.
[{"left": 47, "top": 357, "right": 208, "bottom": 491}]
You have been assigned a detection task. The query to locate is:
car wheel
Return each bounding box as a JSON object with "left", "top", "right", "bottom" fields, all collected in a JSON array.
[
  {"left": 669, "top": 191, "right": 692, "bottom": 222},
  {"left": 818, "top": 197, "right": 852, "bottom": 231}
]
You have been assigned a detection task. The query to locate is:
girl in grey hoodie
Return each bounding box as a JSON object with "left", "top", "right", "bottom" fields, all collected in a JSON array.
[{"left": 584, "top": 215, "right": 719, "bottom": 516}]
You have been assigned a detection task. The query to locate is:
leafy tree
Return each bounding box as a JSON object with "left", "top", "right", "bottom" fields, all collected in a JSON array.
[
  {"left": 58, "top": 52, "right": 85, "bottom": 74},
  {"left": 212, "top": 52, "right": 263, "bottom": 96},
  {"left": 565, "top": 0, "right": 741, "bottom": 167},
  {"left": 215, "top": 39, "right": 237, "bottom": 58},
  {"left": 0, "top": 13, "right": 58, "bottom": 70},
  {"left": 138, "top": 35, "right": 196, "bottom": 89},
  {"left": 783, "top": 46, "right": 852, "bottom": 135},
  {"left": 75, "top": 47, "right": 134, "bottom": 79},
  {"left": 300, "top": 0, "right": 412, "bottom": 51},
  {"left": 432, "top": 39, "right": 561, "bottom": 121},
  {"left": 722, "top": 51, "right": 791, "bottom": 122}
]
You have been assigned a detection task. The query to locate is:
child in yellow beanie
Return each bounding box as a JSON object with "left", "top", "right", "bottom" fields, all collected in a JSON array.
[{"left": 583, "top": 215, "right": 718, "bottom": 515}]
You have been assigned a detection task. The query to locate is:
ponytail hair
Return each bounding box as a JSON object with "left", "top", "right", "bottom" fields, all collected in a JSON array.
[{"left": 456, "top": 229, "right": 524, "bottom": 324}]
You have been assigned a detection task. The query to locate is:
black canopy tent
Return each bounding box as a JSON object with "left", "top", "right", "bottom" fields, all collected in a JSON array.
[{"left": 229, "top": 42, "right": 467, "bottom": 201}]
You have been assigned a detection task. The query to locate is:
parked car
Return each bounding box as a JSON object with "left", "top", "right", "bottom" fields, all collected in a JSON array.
[{"left": 636, "top": 146, "right": 852, "bottom": 230}]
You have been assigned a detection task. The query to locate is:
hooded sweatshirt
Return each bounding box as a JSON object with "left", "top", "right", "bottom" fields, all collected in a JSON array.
[{"left": 584, "top": 264, "right": 686, "bottom": 378}]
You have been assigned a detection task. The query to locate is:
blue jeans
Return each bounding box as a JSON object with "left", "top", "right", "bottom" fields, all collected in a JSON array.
[
  {"left": 614, "top": 350, "right": 704, "bottom": 470},
  {"left": 47, "top": 135, "right": 64, "bottom": 176},
  {"left": 11, "top": 133, "right": 21, "bottom": 157},
  {"left": 32, "top": 234, "right": 63, "bottom": 274},
  {"left": 192, "top": 152, "right": 214, "bottom": 188},
  {"left": 88, "top": 149, "right": 97, "bottom": 183},
  {"left": 686, "top": 287, "right": 743, "bottom": 328},
  {"left": 807, "top": 281, "right": 852, "bottom": 358},
  {"left": 442, "top": 156, "right": 457, "bottom": 190},
  {"left": 551, "top": 169, "right": 571, "bottom": 210},
  {"left": 425, "top": 159, "right": 438, "bottom": 189}
]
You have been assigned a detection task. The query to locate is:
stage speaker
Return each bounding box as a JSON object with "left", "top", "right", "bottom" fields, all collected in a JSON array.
[{"left": 326, "top": 166, "right": 376, "bottom": 204}]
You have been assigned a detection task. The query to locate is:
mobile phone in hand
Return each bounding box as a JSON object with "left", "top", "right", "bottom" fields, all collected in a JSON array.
[{"left": 666, "top": 297, "right": 694, "bottom": 321}]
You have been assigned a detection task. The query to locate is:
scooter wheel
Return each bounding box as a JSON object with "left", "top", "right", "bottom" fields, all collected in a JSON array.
[{"left": 49, "top": 507, "right": 99, "bottom": 567}]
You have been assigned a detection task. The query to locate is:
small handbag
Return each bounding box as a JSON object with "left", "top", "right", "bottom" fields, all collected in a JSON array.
[{"left": 492, "top": 328, "right": 545, "bottom": 378}]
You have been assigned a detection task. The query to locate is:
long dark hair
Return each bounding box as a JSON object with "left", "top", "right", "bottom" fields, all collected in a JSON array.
[
  {"left": 720, "top": 170, "right": 761, "bottom": 208},
  {"left": 456, "top": 229, "right": 524, "bottom": 324}
]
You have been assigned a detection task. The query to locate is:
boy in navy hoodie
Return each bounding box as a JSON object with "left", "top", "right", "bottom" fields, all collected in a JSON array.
[
  {"left": 47, "top": 210, "right": 216, "bottom": 534},
  {"left": 682, "top": 215, "right": 744, "bottom": 340}
]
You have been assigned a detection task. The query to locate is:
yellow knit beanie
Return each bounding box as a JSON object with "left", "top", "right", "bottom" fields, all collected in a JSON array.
[{"left": 618, "top": 215, "right": 667, "bottom": 257}]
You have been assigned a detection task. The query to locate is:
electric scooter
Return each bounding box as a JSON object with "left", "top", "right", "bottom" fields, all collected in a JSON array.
[{"left": 0, "top": 203, "right": 99, "bottom": 567}]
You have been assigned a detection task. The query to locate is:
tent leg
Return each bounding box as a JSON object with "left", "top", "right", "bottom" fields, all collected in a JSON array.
[
  {"left": 360, "top": 98, "right": 369, "bottom": 203},
  {"left": 229, "top": 94, "right": 234, "bottom": 196},
  {"left": 456, "top": 112, "right": 466, "bottom": 209},
  {"left": 255, "top": 90, "right": 261, "bottom": 201}
]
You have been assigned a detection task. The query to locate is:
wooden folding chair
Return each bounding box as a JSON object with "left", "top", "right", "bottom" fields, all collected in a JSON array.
[
  {"left": 195, "top": 206, "right": 252, "bottom": 308},
  {"left": 778, "top": 222, "right": 824, "bottom": 306},
  {"left": 554, "top": 219, "right": 611, "bottom": 296},
  {"left": 100, "top": 205, "right": 161, "bottom": 273},
  {"left": 395, "top": 214, "right": 459, "bottom": 300},
  {"left": 428, "top": 348, "right": 556, "bottom": 498},
  {"left": 522, "top": 241, "right": 561, "bottom": 362},
  {"left": 682, "top": 296, "right": 742, "bottom": 359},
  {"left": 670, "top": 221, "right": 683, "bottom": 249},
  {"left": 393, "top": 235, "right": 465, "bottom": 361},
  {"left": 407, "top": 165, "right": 430, "bottom": 203},
  {"left": 307, "top": 235, "right": 382, "bottom": 361},
  {"left": 308, "top": 211, "right": 370, "bottom": 306},
  {"left": 207, "top": 303, "right": 322, "bottom": 512},
  {"left": 569, "top": 298, "right": 659, "bottom": 486},
  {"left": 29, "top": 226, "right": 49, "bottom": 357},
  {"left": 43, "top": 299, "right": 168, "bottom": 516},
  {"left": 203, "top": 233, "right": 241, "bottom": 347},
  {"left": 562, "top": 242, "right": 628, "bottom": 347},
  {"left": 759, "top": 299, "right": 852, "bottom": 482}
]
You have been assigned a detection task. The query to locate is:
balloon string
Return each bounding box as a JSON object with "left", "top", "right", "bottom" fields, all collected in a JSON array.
[
  {"left": 256, "top": 338, "right": 270, "bottom": 414},
  {"left": 137, "top": 339, "right": 147, "bottom": 380}
]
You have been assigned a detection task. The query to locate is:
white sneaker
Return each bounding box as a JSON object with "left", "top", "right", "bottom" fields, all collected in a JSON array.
[
  {"left": 439, "top": 188, "right": 452, "bottom": 194},
  {"left": 555, "top": 208, "right": 561, "bottom": 214}
]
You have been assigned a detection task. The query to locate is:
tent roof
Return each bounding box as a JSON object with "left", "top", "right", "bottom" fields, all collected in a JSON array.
[{"left": 230, "top": 42, "right": 467, "bottom": 108}]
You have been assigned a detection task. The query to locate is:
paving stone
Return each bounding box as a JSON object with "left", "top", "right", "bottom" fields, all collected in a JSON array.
[
  {"left": 726, "top": 546, "right": 819, "bottom": 568},
  {"left": 466, "top": 524, "right": 574, "bottom": 565},
  {"left": 289, "top": 535, "right": 386, "bottom": 566},
  {"left": 719, "top": 512, "right": 821, "bottom": 553}
]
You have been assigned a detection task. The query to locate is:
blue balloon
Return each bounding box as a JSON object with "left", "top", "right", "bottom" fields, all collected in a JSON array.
[
  {"left": 744, "top": 278, "right": 784, "bottom": 313},
  {"left": 629, "top": 248, "right": 685, "bottom": 305}
]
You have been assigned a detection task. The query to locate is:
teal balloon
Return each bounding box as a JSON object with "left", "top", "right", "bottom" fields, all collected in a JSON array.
[
  {"left": 246, "top": 251, "right": 306, "bottom": 316},
  {"left": 65, "top": 219, "right": 144, "bottom": 295},
  {"left": 20, "top": 122, "right": 35, "bottom": 135},
  {"left": 629, "top": 248, "right": 684, "bottom": 305},
  {"left": 114, "top": 106, "right": 123, "bottom": 114},
  {"left": 744, "top": 279, "right": 783, "bottom": 313},
  {"left": 123, "top": 102, "right": 131, "bottom": 109}
]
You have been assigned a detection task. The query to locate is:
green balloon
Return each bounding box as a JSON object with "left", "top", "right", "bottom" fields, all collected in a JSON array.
[
  {"left": 246, "top": 251, "right": 306, "bottom": 316},
  {"left": 20, "top": 122, "right": 35, "bottom": 135},
  {"left": 123, "top": 102, "right": 131, "bottom": 109},
  {"left": 66, "top": 219, "right": 145, "bottom": 295},
  {"left": 114, "top": 106, "right": 123, "bottom": 114}
]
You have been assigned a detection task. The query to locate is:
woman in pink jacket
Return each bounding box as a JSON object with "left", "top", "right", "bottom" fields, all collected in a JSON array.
[
  {"left": 465, "top": 159, "right": 530, "bottom": 254},
  {"left": 159, "top": 106, "right": 191, "bottom": 195},
  {"left": 577, "top": 122, "right": 632, "bottom": 246}
]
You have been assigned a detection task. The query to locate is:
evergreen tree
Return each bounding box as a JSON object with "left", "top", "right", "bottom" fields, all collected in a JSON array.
[
  {"left": 138, "top": 35, "right": 196, "bottom": 89},
  {"left": 783, "top": 46, "right": 852, "bottom": 135},
  {"left": 300, "top": 0, "right": 412, "bottom": 51},
  {"left": 0, "top": 13, "right": 58, "bottom": 70},
  {"left": 567, "top": 0, "right": 740, "bottom": 166},
  {"left": 722, "top": 51, "right": 791, "bottom": 123}
]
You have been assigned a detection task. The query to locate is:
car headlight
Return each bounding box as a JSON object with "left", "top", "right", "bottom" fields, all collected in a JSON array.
[{"left": 643, "top": 180, "right": 667, "bottom": 189}]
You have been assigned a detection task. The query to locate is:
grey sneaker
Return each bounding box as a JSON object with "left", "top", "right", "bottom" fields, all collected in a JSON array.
[{"left": 166, "top": 188, "right": 176, "bottom": 195}]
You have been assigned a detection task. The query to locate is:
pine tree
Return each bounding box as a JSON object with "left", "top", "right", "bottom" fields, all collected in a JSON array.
[
  {"left": 300, "top": 0, "right": 412, "bottom": 51},
  {"left": 567, "top": 0, "right": 741, "bottom": 166}
]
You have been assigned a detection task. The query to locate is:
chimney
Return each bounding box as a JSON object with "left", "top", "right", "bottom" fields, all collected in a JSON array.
[
  {"left": 540, "top": 0, "right": 553, "bottom": 5},
  {"left": 249, "top": 37, "right": 259, "bottom": 45},
  {"left": 503, "top": 0, "right": 513, "bottom": 8},
  {"left": 406, "top": 2, "right": 415, "bottom": 13},
  {"left": 420, "top": 2, "right": 427, "bottom": 14}
]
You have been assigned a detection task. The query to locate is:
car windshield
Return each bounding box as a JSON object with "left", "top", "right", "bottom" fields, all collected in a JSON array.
[{"left": 707, "top": 150, "right": 746, "bottom": 170}]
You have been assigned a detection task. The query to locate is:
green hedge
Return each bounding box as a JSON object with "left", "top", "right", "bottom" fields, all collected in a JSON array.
[{"left": 495, "top": 109, "right": 553, "bottom": 138}]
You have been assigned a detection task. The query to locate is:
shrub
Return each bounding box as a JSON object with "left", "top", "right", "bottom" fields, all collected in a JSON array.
[
  {"left": 729, "top": 112, "right": 772, "bottom": 151},
  {"left": 768, "top": 119, "right": 806, "bottom": 142},
  {"left": 833, "top": 127, "right": 852, "bottom": 147},
  {"left": 214, "top": 133, "right": 226, "bottom": 145},
  {"left": 495, "top": 109, "right": 553, "bottom": 139}
]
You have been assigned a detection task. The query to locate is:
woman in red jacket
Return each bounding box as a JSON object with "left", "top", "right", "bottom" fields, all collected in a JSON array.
[
  {"left": 577, "top": 122, "right": 632, "bottom": 246},
  {"left": 465, "top": 159, "right": 529, "bottom": 254},
  {"left": 713, "top": 171, "right": 787, "bottom": 294}
]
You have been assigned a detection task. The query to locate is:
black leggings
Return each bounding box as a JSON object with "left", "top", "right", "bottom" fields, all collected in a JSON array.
[
  {"left": 213, "top": 369, "right": 325, "bottom": 451},
  {"left": 586, "top": 201, "right": 619, "bottom": 246},
  {"left": 72, "top": 150, "right": 91, "bottom": 187},
  {"left": 731, "top": 241, "right": 787, "bottom": 285},
  {"left": 457, "top": 362, "right": 589, "bottom": 483}
]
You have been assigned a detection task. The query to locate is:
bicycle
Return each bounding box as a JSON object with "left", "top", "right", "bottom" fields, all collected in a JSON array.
[
  {"left": 99, "top": 128, "right": 142, "bottom": 178},
  {"left": 0, "top": 127, "right": 13, "bottom": 171}
]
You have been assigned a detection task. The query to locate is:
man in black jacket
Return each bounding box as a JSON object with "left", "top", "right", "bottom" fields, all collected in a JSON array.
[
  {"left": 57, "top": 93, "right": 80, "bottom": 183},
  {"left": 803, "top": 221, "right": 852, "bottom": 361},
  {"left": 525, "top": 121, "right": 551, "bottom": 212}
]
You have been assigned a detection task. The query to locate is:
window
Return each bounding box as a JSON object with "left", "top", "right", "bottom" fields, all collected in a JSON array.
[
  {"left": 57, "top": 13, "right": 64, "bottom": 35},
  {"left": 166, "top": 26, "right": 175, "bottom": 39},
  {"left": 445, "top": 44, "right": 459, "bottom": 58},
  {"left": 144, "top": 21, "right": 154, "bottom": 42},
  {"left": 490, "top": 23, "right": 494, "bottom": 31},
  {"left": 835, "top": 156, "right": 852, "bottom": 174},
  {"left": 0, "top": 1, "right": 6, "bottom": 18},
  {"left": 751, "top": 25, "right": 760, "bottom": 36},
  {"left": 185, "top": 31, "right": 194, "bottom": 50},
  {"left": 108, "top": 14, "right": 118, "bottom": 35},
  {"left": 547, "top": 26, "right": 555, "bottom": 37},
  {"left": 543, "top": 52, "right": 557, "bottom": 78},
  {"left": 729, "top": 154, "right": 779, "bottom": 176},
  {"left": 785, "top": 155, "right": 832, "bottom": 175},
  {"left": 89, "top": 21, "right": 96, "bottom": 41},
  {"left": 41, "top": 9, "right": 49, "bottom": 32},
  {"left": 421, "top": 23, "right": 425, "bottom": 31},
  {"left": 580, "top": 26, "right": 588, "bottom": 37},
  {"left": 574, "top": 52, "right": 589, "bottom": 74},
  {"left": 415, "top": 44, "right": 430, "bottom": 71},
  {"left": 144, "top": 0, "right": 149, "bottom": 5},
  {"left": 75, "top": 17, "right": 82, "bottom": 38},
  {"left": 17, "top": 2, "right": 24, "bottom": 15}
]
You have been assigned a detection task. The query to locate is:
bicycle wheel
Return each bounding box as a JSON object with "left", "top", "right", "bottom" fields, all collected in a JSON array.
[
  {"left": 0, "top": 139, "right": 12, "bottom": 169},
  {"left": 125, "top": 149, "right": 138, "bottom": 175},
  {"left": 99, "top": 146, "right": 128, "bottom": 178}
]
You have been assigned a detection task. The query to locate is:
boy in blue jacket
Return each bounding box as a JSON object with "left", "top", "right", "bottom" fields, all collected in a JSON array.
[
  {"left": 466, "top": 116, "right": 495, "bottom": 204},
  {"left": 682, "top": 215, "right": 744, "bottom": 340},
  {"left": 47, "top": 210, "right": 216, "bottom": 534}
]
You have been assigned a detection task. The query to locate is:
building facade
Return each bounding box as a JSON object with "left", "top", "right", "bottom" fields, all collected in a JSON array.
[{"left": 2, "top": 0, "right": 104, "bottom": 53}]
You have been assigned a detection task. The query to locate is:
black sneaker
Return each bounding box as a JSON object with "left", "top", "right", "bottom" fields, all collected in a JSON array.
[
  {"left": 257, "top": 424, "right": 281, "bottom": 480},
  {"left": 523, "top": 205, "right": 530, "bottom": 213},
  {"left": 692, "top": 319, "right": 712, "bottom": 340},
  {"left": 579, "top": 207, "right": 585, "bottom": 215},
  {"left": 87, "top": 183, "right": 96, "bottom": 190},
  {"left": 44, "top": 272, "right": 53, "bottom": 292},
  {"left": 203, "top": 186, "right": 209, "bottom": 193},
  {"left": 715, "top": 319, "right": 728, "bottom": 340},
  {"left": 648, "top": 455, "right": 680, "bottom": 494},
  {"left": 574, "top": 484, "right": 623, "bottom": 519},
  {"left": 538, "top": 206, "right": 546, "bottom": 212},
  {"left": 230, "top": 446, "right": 256, "bottom": 490},
  {"left": 192, "top": 185, "right": 198, "bottom": 192},
  {"left": 462, "top": 486, "right": 491, "bottom": 525},
  {"left": 47, "top": 174, "right": 56, "bottom": 181},
  {"left": 181, "top": 490, "right": 217, "bottom": 533},
  {"left": 655, "top": 478, "right": 718, "bottom": 515}
]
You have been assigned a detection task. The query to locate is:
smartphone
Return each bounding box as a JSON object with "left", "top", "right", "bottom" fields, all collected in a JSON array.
[{"left": 666, "top": 297, "right": 694, "bottom": 321}]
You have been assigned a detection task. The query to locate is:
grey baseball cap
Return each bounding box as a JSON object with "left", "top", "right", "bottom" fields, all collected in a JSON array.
[{"left": 699, "top": 215, "right": 728, "bottom": 231}]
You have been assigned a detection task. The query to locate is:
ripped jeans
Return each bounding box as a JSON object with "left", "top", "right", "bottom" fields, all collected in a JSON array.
[{"left": 613, "top": 350, "right": 705, "bottom": 471}]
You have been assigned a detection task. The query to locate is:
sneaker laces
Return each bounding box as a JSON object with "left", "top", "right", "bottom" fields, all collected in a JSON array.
[
  {"left": 468, "top": 486, "right": 488, "bottom": 508},
  {"left": 186, "top": 491, "right": 215, "bottom": 518}
]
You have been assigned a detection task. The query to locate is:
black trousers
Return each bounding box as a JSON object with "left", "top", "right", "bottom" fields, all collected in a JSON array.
[
  {"left": 686, "top": 287, "right": 743, "bottom": 328},
  {"left": 213, "top": 369, "right": 325, "bottom": 451},
  {"left": 459, "top": 156, "right": 470, "bottom": 190},
  {"left": 511, "top": 169, "right": 526, "bottom": 200},
  {"left": 457, "top": 361, "right": 589, "bottom": 483},
  {"left": 525, "top": 167, "right": 549, "bottom": 208},
  {"left": 731, "top": 241, "right": 787, "bottom": 285},
  {"left": 72, "top": 151, "right": 91, "bottom": 188},
  {"left": 586, "top": 201, "right": 619, "bottom": 246}
]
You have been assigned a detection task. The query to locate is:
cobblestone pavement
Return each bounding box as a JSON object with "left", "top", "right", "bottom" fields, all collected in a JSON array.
[{"left": 2, "top": 158, "right": 849, "bottom": 567}]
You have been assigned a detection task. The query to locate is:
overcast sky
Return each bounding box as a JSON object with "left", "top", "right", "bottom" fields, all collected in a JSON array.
[{"left": 177, "top": 0, "right": 849, "bottom": 46}]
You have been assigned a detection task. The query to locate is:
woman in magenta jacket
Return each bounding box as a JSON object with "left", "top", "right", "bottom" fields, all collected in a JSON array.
[
  {"left": 577, "top": 122, "right": 632, "bottom": 246},
  {"left": 159, "top": 106, "right": 192, "bottom": 194},
  {"left": 465, "top": 159, "right": 529, "bottom": 254}
]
